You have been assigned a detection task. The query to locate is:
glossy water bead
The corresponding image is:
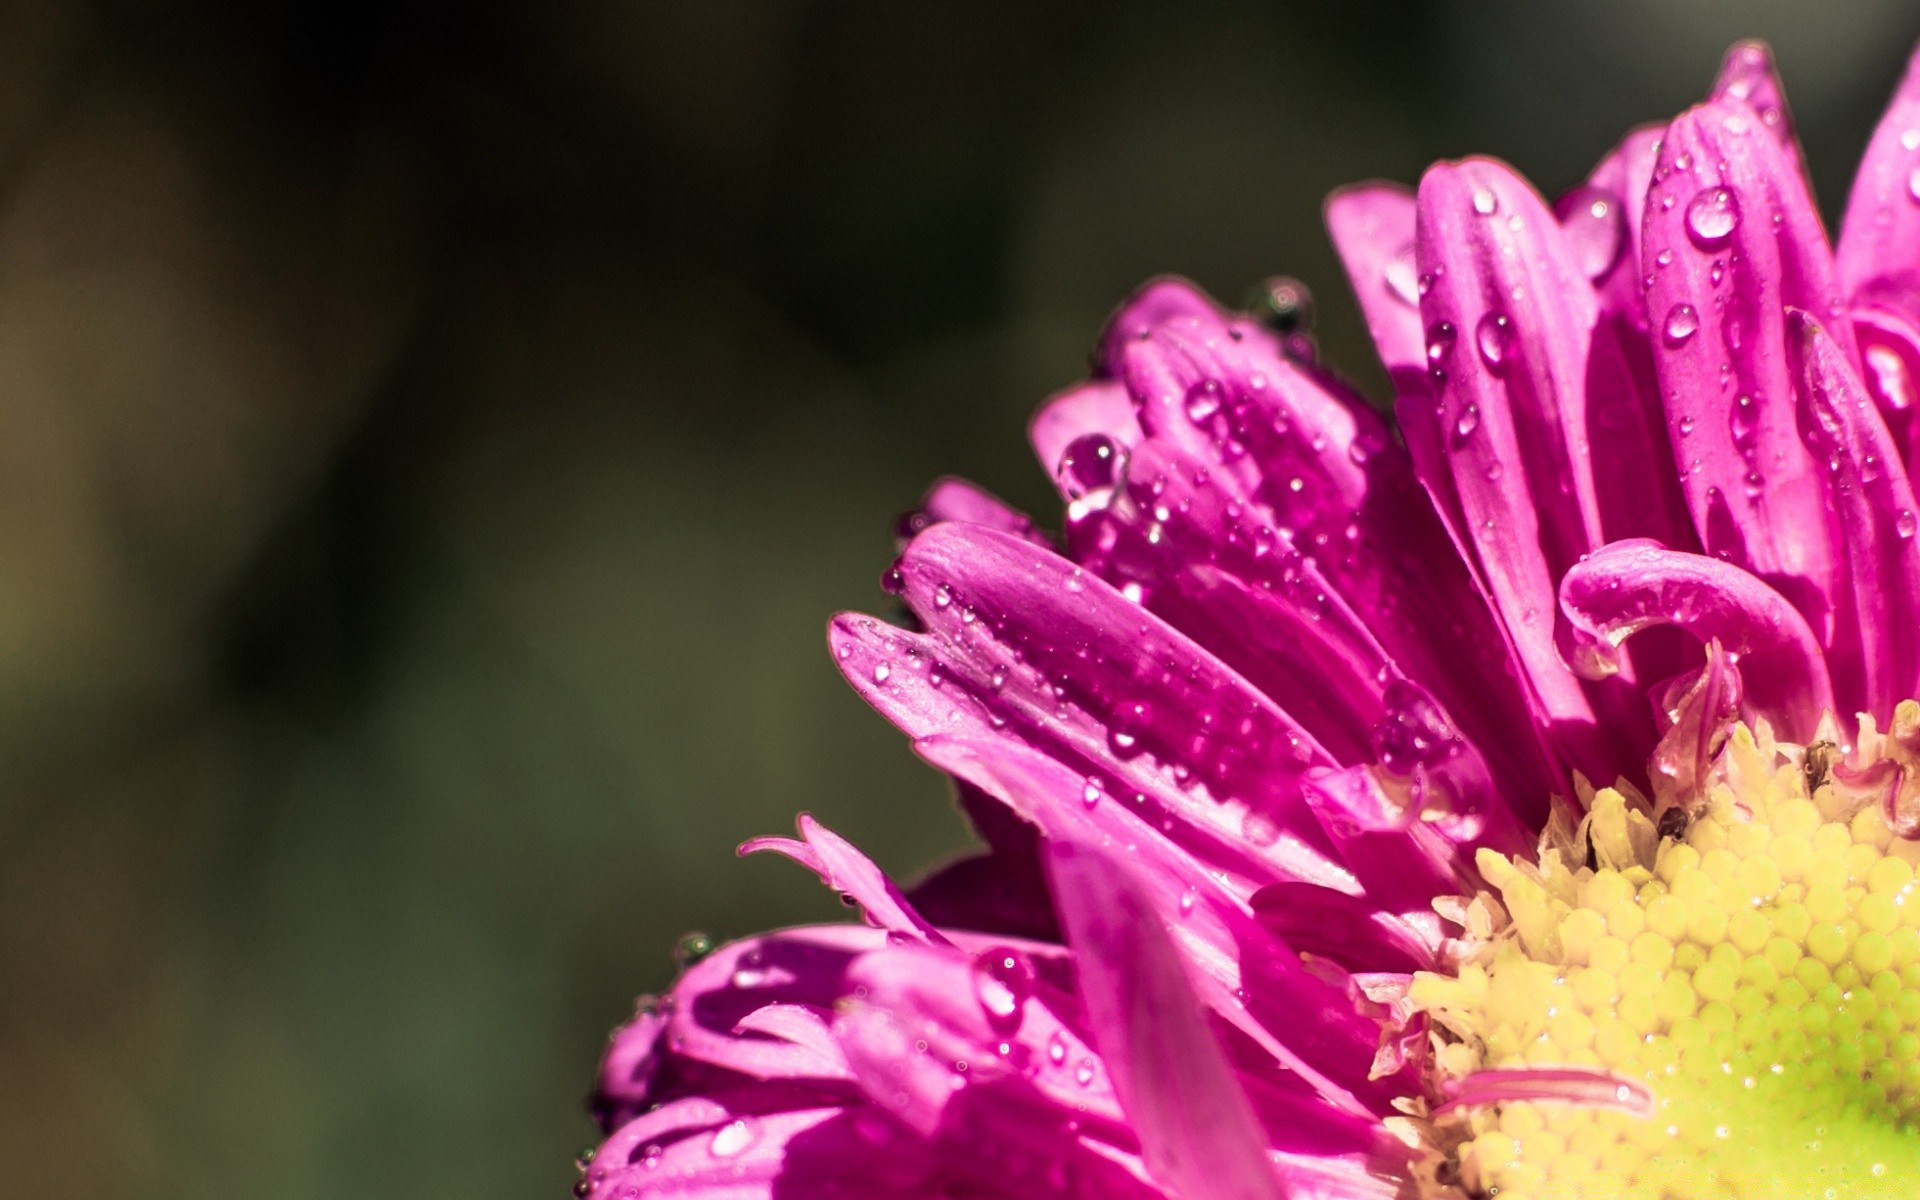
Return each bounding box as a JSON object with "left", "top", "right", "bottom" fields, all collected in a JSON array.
[{"left": 1413, "top": 708, "right": 1920, "bottom": 1198}]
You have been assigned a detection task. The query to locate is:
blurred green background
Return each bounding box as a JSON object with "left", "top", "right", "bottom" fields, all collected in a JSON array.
[{"left": 2, "top": 1, "right": 1915, "bottom": 1196}]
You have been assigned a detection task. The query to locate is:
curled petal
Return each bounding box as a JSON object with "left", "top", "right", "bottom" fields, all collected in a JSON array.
[
  {"left": 1558, "top": 538, "right": 1833, "bottom": 740},
  {"left": 1793, "top": 311, "right": 1920, "bottom": 718},
  {"left": 742, "top": 814, "right": 953, "bottom": 947},
  {"left": 1325, "top": 183, "right": 1424, "bottom": 394},
  {"left": 1047, "top": 839, "right": 1284, "bottom": 1200},
  {"left": 1643, "top": 99, "right": 1850, "bottom": 638},
  {"left": 1839, "top": 39, "right": 1920, "bottom": 321}
]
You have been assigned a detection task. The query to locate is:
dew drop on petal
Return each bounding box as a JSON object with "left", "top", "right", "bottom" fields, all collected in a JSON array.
[
  {"left": 1074, "top": 1058, "right": 1097, "bottom": 1087},
  {"left": 1057, "top": 433, "right": 1128, "bottom": 505},
  {"left": 1243, "top": 811, "right": 1280, "bottom": 847},
  {"left": 1475, "top": 312, "right": 1512, "bottom": 371},
  {"left": 1080, "top": 776, "right": 1104, "bottom": 808},
  {"left": 1454, "top": 404, "right": 1480, "bottom": 442},
  {"left": 971, "top": 947, "right": 1035, "bottom": 1035},
  {"left": 1684, "top": 186, "right": 1738, "bottom": 248},
  {"left": 1728, "top": 394, "right": 1758, "bottom": 448},
  {"left": 1425, "top": 321, "right": 1456, "bottom": 366},
  {"left": 872, "top": 661, "right": 892, "bottom": 684},
  {"left": 1047, "top": 1030, "right": 1068, "bottom": 1065},
  {"left": 1899, "top": 509, "right": 1918, "bottom": 541},
  {"left": 1558, "top": 186, "right": 1622, "bottom": 279},
  {"left": 1472, "top": 188, "right": 1498, "bottom": 216},
  {"left": 1908, "top": 166, "right": 1920, "bottom": 205},
  {"left": 1183, "top": 378, "right": 1225, "bottom": 423},
  {"left": 709, "top": 1118, "right": 760, "bottom": 1159},
  {"left": 1663, "top": 303, "right": 1700, "bottom": 346}
]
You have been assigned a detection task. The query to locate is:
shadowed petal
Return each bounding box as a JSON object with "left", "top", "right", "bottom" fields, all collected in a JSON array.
[
  {"left": 1047, "top": 838, "right": 1284, "bottom": 1200},
  {"left": 1558, "top": 538, "right": 1833, "bottom": 740},
  {"left": 1839, "top": 40, "right": 1920, "bottom": 321},
  {"left": 1644, "top": 98, "right": 1850, "bottom": 643},
  {"left": 1792, "top": 312, "right": 1920, "bottom": 717}
]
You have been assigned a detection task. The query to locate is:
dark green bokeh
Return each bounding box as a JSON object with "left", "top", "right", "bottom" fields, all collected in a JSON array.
[{"left": 0, "top": 2, "right": 1912, "bottom": 1196}]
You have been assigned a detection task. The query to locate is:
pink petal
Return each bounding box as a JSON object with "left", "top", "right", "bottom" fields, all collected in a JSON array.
[
  {"left": 1643, "top": 99, "right": 1850, "bottom": 645},
  {"left": 1792, "top": 311, "right": 1920, "bottom": 718},
  {"left": 1838, "top": 39, "right": 1920, "bottom": 321},
  {"left": 741, "top": 814, "right": 952, "bottom": 946},
  {"left": 906, "top": 477, "right": 1047, "bottom": 546},
  {"left": 1047, "top": 838, "right": 1284, "bottom": 1200},
  {"left": 1710, "top": 40, "right": 1806, "bottom": 185}
]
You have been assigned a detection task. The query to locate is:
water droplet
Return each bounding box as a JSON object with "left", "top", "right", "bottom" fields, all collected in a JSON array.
[
  {"left": 972, "top": 947, "right": 1035, "bottom": 1034},
  {"left": 1425, "top": 321, "right": 1456, "bottom": 369},
  {"left": 1183, "top": 378, "right": 1225, "bottom": 423},
  {"left": 872, "top": 661, "right": 892, "bottom": 684},
  {"left": 1048, "top": 1031, "right": 1069, "bottom": 1065},
  {"left": 1471, "top": 188, "right": 1498, "bottom": 215},
  {"left": 1080, "top": 777, "right": 1104, "bottom": 808},
  {"left": 1252, "top": 276, "right": 1313, "bottom": 333},
  {"left": 880, "top": 565, "right": 905, "bottom": 595},
  {"left": 1558, "top": 186, "right": 1623, "bottom": 279},
  {"left": 1383, "top": 246, "right": 1419, "bottom": 305},
  {"left": 1900, "top": 509, "right": 1918, "bottom": 540},
  {"left": 1074, "top": 1058, "right": 1097, "bottom": 1087},
  {"left": 1348, "top": 429, "right": 1386, "bottom": 465},
  {"left": 1663, "top": 303, "right": 1700, "bottom": 346},
  {"left": 1865, "top": 342, "right": 1916, "bottom": 412},
  {"left": 1453, "top": 404, "right": 1480, "bottom": 442},
  {"left": 1108, "top": 700, "right": 1152, "bottom": 759},
  {"left": 731, "top": 947, "right": 771, "bottom": 988},
  {"left": 1684, "top": 186, "right": 1738, "bottom": 248},
  {"left": 1907, "top": 166, "right": 1920, "bottom": 204},
  {"left": 1057, "top": 433, "right": 1128, "bottom": 505},
  {"left": 1677, "top": 414, "right": 1696, "bottom": 436},
  {"left": 1474, "top": 312, "right": 1512, "bottom": 371},
  {"left": 1728, "top": 394, "right": 1758, "bottom": 448},
  {"left": 1179, "top": 887, "right": 1198, "bottom": 916},
  {"left": 709, "top": 1118, "right": 760, "bottom": 1159},
  {"left": 672, "top": 931, "right": 715, "bottom": 967}
]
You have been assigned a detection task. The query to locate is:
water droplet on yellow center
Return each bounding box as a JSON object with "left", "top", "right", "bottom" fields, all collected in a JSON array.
[{"left": 1413, "top": 709, "right": 1920, "bottom": 1198}]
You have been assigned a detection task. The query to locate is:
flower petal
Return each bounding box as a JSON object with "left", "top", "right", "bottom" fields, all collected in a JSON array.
[
  {"left": 831, "top": 522, "right": 1355, "bottom": 896},
  {"left": 1792, "top": 311, "right": 1920, "bottom": 717},
  {"left": 1046, "top": 837, "right": 1284, "bottom": 1200},
  {"left": 1557, "top": 538, "right": 1833, "bottom": 741},
  {"left": 1643, "top": 98, "right": 1850, "bottom": 640},
  {"left": 1413, "top": 156, "right": 1630, "bottom": 779},
  {"left": 1838, "top": 39, "right": 1920, "bottom": 321},
  {"left": 1325, "top": 182, "right": 1425, "bottom": 394},
  {"left": 1030, "top": 379, "right": 1143, "bottom": 500},
  {"left": 916, "top": 733, "right": 1395, "bottom": 1114},
  {"left": 907, "top": 477, "right": 1047, "bottom": 546},
  {"left": 1710, "top": 40, "right": 1805, "bottom": 184},
  {"left": 742, "top": 814, "right": 953, "bottom": 946}
]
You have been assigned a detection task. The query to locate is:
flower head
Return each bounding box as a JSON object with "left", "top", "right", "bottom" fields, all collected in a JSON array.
[{"left": 581, "top": 38, "right": 1920, "bottom": 1200}]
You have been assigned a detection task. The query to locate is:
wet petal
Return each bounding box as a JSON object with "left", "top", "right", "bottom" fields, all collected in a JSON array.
[
  {"left": 1413, "top": 156, "right": 1626, "bottom": 780},
  {"left": 1644, "top": 98, "right": 1849, "bottom": 641},
  {"left": 1793, "top": 311, "right": 1920, "bottom": 717},
  {"left": 1558, "top": 538, "right": 1833, "bottom": 741},
  {"left": 1710, "top": 40, "right": 1805, "bottom": 184},
  {"left": 1030, "top": 379, "right": 1143, "bottom": 504},
  {"left": 1047, "top": 838, "right": 1284, "bottom": 1200},
  {"left": 831, "top": 522, "right": 1355, "bottom": 895}
]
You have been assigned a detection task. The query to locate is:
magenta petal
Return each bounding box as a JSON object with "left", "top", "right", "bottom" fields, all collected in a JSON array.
[
  {"left": 915, "top": 734, "right": 1396, "bottom": 1113},
  {"left": 1412, "top": 156, "right": 1625, "bottom": 780},
  {"left": 1047, "top": 838, "right": 1285, "bottom": 1200},
  {"left": 910, "top": 477, "right": 1047, "bottom": 546},
  {"left": 1853, "top": 305, "right": 1920, "bottom": 459},
  {"left": 1094, "top": 275, "right": 1234, "bottom": 377},
  {"left": 1710, "top": 41, "right": 1805, "bottom": 182},
  {"left": 732, "top": 1004, "right": 854, "bottom": 1079},
  {"left": 742, "top": 815, "right": 952, "bottom": 946},
  {"left": 1558, "top": 538, "right": 1834, "bottom": 741},
  {"left": 1248, "top": 881, "right": 1441, "bottom": 973},
  {"left": 1435, "top": 1067, "right": 1653, "bottom": 1119},
  {"left": 1839, "top": 40, "right": 1920, "bottom": 320},
  {"left": 1643, "top": 99, "right": 1849, "bottom": 637},
  {"left": 1792, "top": 312, "right": 1920, "bottom": 718},
  {"left": 832, "top": 521, "right": 1358, "bottom": 895},
  {"left": 1325, "top": 182, "right": 1425, "bottom": 395}
]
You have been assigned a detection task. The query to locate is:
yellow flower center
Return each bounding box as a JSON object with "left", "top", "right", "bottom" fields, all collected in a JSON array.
[{"left": 1411, "top": 705, "right": 1920, "bottom": 1198}]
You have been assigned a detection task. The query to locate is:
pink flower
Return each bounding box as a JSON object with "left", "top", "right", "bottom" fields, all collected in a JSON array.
[{"left": 580, "top": 39, "right": 1920, "bottom": 1199}]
